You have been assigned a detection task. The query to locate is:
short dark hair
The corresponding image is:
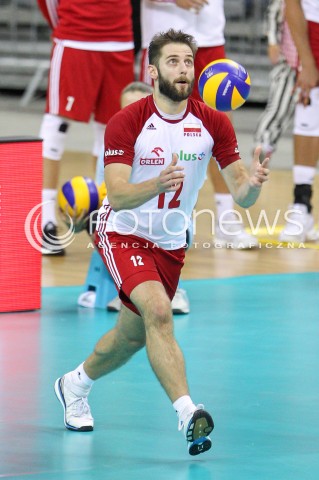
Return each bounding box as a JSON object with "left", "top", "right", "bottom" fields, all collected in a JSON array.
[
  {"left": 121, "top": 81, "right": 153, "bottom": 97},
  {"left": 148, "top": 29, "right": 198, "bottom": 68}
]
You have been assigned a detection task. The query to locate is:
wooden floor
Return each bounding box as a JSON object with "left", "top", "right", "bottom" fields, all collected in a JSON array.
[{"left": 42, "top": 152, "right": 319, "bottom": 287}]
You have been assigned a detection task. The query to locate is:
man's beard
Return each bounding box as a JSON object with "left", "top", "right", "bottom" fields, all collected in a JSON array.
[{"left": 158, "top": 70, "right": 194, "bottom": 102}]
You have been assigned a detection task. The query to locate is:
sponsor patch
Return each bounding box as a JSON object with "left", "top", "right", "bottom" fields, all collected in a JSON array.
[
  {"left": 105, "top": 148, "right": 124, "bottom": 157},
  {"left": 140, "top": 158, "right": 165, "bottom": 165}
]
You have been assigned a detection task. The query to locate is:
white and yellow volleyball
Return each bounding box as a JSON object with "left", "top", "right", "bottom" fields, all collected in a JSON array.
[
  {"left": 57, "top": 176, "right": 100, "bottom": 217},
  {"left": 198, "top": 58, "right": 251, "bottom": 112}
]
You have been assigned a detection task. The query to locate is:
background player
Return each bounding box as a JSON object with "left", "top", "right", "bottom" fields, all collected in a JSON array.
[
  {"left": 37, "top": 0, "right": 135, "bottom": 255},
  {"left": 280, "top": 0, "right": 319, "bottom": 242},
  {"left": 139, "top": 0, "right": 258, "bottom": 249},
  {"left": 253, "top": 0, "right": 299, "bottom": 161}
]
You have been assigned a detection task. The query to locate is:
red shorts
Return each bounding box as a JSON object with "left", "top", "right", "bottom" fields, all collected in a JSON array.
[
  {"left": 46, "top": 43, "right": 134, "bottom": 124},
  {"left": 139, "top": 44, "right": 226, "bottom": 101},
  {"left": 95, "top": 231, "right": 185, "bottom": 315}
]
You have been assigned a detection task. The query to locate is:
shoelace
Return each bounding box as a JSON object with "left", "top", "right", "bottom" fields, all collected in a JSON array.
[{"left": 70, "top": 397, "right": 91, "bottom": 418}]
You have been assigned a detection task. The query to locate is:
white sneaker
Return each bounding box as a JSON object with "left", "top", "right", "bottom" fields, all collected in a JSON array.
[
  {"left": 178, "top": 404, "right": 214, "bottom": 456},
  {"left": 77, "top": 291, "right": 96, "bottom": 308},
  {"left": 171, "top": 288, "right": 190, "bottom": 314},
  {"left": 107, "top": 295, "right": 122, "bottom": 312},
  {"left": 279, "top": 204, "right": 318, "bottom": 242},
  {"left": 54, "top": 373, "right": 94, "bottom": 431},
  {"left": 214, "top": 214, "right": 258, "bottom": 249}
]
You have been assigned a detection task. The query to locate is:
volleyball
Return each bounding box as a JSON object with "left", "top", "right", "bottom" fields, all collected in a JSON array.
[
  {"left": 98, "top": 181, "right": 107, "bottom": 205},
  {"left": 198, "top": 58, "right": 251, "bottom": 112},
  {"left": 57, "top": 176, "right": 100, "bottom": 218}
]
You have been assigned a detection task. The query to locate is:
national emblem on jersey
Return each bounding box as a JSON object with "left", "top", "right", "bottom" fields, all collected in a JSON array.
[{"left": 183, "top": 123, "right": 202, "bottom": 137}]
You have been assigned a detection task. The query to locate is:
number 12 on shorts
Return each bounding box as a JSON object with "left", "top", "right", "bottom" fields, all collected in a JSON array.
[{"left": 130, "top": 255, "right": 144, "bottom": 266}]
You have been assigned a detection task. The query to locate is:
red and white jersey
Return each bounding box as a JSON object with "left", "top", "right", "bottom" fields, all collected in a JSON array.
[
  {"left": 37, "top": 0, "right": 133, "bottom": 44},
  {"left": 99, "top": 95, "right": 240, "bottom": 250},
  {"left": 302, "top": 0, "right": 319, "bottom": 23},
  {"left": 141, "top": 0, "right": 225, "bottom": 49}
]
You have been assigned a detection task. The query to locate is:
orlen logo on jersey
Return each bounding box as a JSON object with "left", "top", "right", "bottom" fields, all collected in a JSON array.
[
  {"left": 140, "top": 158, "right": 165, "bottom": 165},
  {"left": 140, "top": 146, "right": 165, "bottom": 165},
  {"left": 152, "top": 146, "right": 164, "bottom": 156},
  {"left": 178, "top": 150, "right": 206, "bottom": 161},
  {"left": 105, "top": 148, "right": 124, "bottom": 157}
]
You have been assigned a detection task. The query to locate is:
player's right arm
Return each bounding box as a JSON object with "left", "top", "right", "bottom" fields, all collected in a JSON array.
[{"left": 105, "top": 154, "right": 184, "bottom": 212}]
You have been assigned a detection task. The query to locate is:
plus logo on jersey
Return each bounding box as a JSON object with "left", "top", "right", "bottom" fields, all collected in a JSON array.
[
  {"left": 140, "top": 146, "right": 165, "bottom": 165},
  {"left": 105, "top": 148, "right": 124, "bottom": 157},
  {"left": 178, "top": 150, "right": 206, "bottom": 161}
]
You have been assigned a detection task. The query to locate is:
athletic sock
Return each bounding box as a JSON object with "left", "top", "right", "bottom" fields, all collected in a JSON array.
[
  {"left": 293, "top": 165, "right": 315, "bottom": 185},
  {"left": 42, "top": 188, "right": 57, "bottom": 228},
  {"left": 215, "top": 193, "right": 234, "bottom": 221},
  {"left": 71, "top": 362, "right": 95, "bottom": 390},
  {"left": 173, "top": 395, "right": 196, "bottom": 427}
]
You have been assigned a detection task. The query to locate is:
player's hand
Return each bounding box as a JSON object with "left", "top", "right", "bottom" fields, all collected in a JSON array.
[
  {"left": 249, "top": 146, "right": 270, "bottom": 188},
  {"left": 176, "top": 0, "right": 208, "bottom": 14},
  {"left": 268, "top": 44, "right": 280, "bottom": 65},
  {"left": 295, "top": 63, "right": 319, "bottom": 105},
  {"left": 157, "top": 153, "right": 185, "bottom": 192}
]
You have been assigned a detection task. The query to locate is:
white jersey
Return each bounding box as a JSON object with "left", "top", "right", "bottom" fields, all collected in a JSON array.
[
  {"left": 141, "top": 0, "right": 225, "bottom": 49},
  {"left": 302, "top": 0, "right": 319, "bottom": 23},
  {"left": 98, "top": 95, "right": 240, "bottom": 250}
]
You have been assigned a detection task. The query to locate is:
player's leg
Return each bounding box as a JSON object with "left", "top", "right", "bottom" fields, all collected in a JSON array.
[
  {"left": 85, "top": 304, "right": 146, "bottom": 378},
  {"left": 41, "top": 45, "right": 99, "bottom": 255},
  {"left": 100, "top": 232, "right": 213, "bottom": 454},
  {"left": 54, "top": 304, "right": 146, "bottom": 431},
  {"left": 41, "top": 112, "right": 70, "bottom": 255},
  {"left": 254, "top": 60, "right": 297, "bottom": 159},
  {"left": 280, "top": 87, "right": 319, "bottom": 242},
  {"left": 130, "top": 280, "right": 213, "bottom": 455},
  {"left": 130, "top": 280, "right": 187, "bottom": 400}
]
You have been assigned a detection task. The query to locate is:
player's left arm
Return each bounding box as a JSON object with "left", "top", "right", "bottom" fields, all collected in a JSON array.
[{"left": 221, "top": 147, "right": 270, "bottom": 208}]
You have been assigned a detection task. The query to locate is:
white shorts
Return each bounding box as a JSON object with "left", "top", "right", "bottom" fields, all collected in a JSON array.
[{"left": 294, "top": 87, "right": 319, "bottom": 137}]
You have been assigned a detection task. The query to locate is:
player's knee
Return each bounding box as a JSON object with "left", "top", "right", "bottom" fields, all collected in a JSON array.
[
  {"left": 144, "top": 296, "right": 172, "bottom": 329},
  {"left": 39, "top": 113, "right": 70, "bottom": 160}
]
